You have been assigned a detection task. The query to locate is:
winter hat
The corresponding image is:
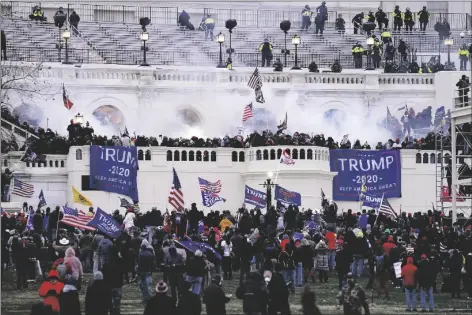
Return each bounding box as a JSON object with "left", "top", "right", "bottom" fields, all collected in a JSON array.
[
  {"left": 48, "top": 270, "right": 59, "bottom": 280},
  {"left": 195, "top": 250, "right": 203, "bottom": 257},
  {"left": 93, "top": 271, "right": 104, "bottom": 280},
  {"left": 283, "top": 234, "right": 289, "bottom": 240},
  {"left": 156, "top": 281, "right": 168, "bottom": 293},
  {"left": 420, "top": 254, "right": 427, "bottom": 260}
]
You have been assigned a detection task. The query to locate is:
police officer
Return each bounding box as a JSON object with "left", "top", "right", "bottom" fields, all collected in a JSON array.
[
  {"left": 204, "top": 14, "right": 215, "bottom": 41},
  {"left": 315, "top": 1, "right": 328, "bottom": 34},
  {"left": 381, "top": 28, "right": 392, "bottom": 45},
  {"left": 418, "top": 6, "right": 430, "bottom": 32},
  {"left": 301, "top": 5, "right": 313, "bottom": 31},
  {"left": 258, "top": 39, "right": 273, "bottom": 67},
  {"left": 352, "top": 42, "right": 364, "bottom": 68},
  {"left": 403, "top": 8, "right": 414, "bottom": 32},
  {"left": 392, "top": 5, "right": 403, "bottom": 32},
  {"left": 352, "top": 12, "right": 364, "bottom": 34},
  {"left": 375, "top": 7, "right": 388, "bottom": 31},
  {"left": 458, "top": 44, "right": 470, "bottom": 71}
]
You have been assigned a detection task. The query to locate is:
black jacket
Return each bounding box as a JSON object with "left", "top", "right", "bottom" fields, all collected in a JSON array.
[
  {"left": 203, "top": 283, "right": 230, "bottom": 315},
  {"left": 186, "top": 256, "right": 206, "bottom": 277},
  {"left": 177, "top": 291, "right": 201, "bottom": 315},
  {"left": 85, "top": 280, "right": 111, "bottom": 315},
  {"left": 144, "top": 294, "right": 176, "bottom": 315}
]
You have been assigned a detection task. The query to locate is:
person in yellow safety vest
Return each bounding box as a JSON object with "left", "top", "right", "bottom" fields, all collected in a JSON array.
[
  {"left": 458, "top": 44, "right": 470, "bottom": 71},
  {"left": 366, "top": 11, "right": 375, "bottom": 23},
  {"left": 352, "top": 42, "right": 365, "bottom": 68},
  {"left": 403, "top": 8, "right": 415, "bottom": 32},
  {"left": 226, "top": 57, "right": 233, "bottom": 70},
  {"left": 30, "top": 6, "right": 44, "bottom": 22},
  {"left": 258, "top": 38, "right": 273, "bottom": 67},
  {"left": 392, "top": 5, "right": 403, "bottom": 32},
  {"left": 419, "top": 63, "right": 432, "bottom": 73},
  {"left": 301, "top": 5, "right": 313, "bottom": 31},
  {"left": 381, "top": 29, "right": 392, "bottom": 44},
  {"left": 204, "top": 14, "right": 215, "bottom": 41}
]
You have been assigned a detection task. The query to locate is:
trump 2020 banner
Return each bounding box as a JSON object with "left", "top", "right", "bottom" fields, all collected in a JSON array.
[
  {"left": 274, "top": 185, "right": 301, "bottom": 206},
  {"left": 361, "top": 192, "right": 383, "bottom": 209},
  {"left": 244, "top": 185, "right": 267, "bottom": 208},
  {"left": 86, "top": 207, "right": 121, "bottom": 238},
  {"left": 89, "top": 146, "right": 139, "bottom": 202},
  {"left": 330, "top": 150, "right": 401, "bottom": 201}
]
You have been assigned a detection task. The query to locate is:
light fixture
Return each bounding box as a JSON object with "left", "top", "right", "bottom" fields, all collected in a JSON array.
[
  {"left": 291, "top": 34, "right": 301, "bottom": 45},
  {"left": 74, "top": 113, "right": 84, "bottom": 124},
  {"left": 267, "top": 171, "right": 274, "bottom": 178},
  {"left": 140, "top": 32, "right": 149, "bottom": 42},
  {"left": 366, "top": 36, "right": 375, "bottom": 46},
  {"left": 444, "top": 38, "right": 454, "bottom": 46},
  {"left": 62, "top": 29, "right": 71, "bottom": 40},
  {"left": 216, "top": 32, "right": 225, "bottom": 43},
  {"left": 140, "top": 32, "right": 149, "bottom": 66},
  {"left": 460, "top": 31, "right": 465, "bottom": 38}
]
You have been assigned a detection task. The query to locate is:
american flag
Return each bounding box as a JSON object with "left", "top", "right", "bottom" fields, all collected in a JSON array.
[
  {"left": 242, "top": 102, "right": 254, "bottom": 122},
  {"left": 168, "top": 168, "right": 184, "bottom": 211},
  {"left": 247, "top": 68, "right": 263, "bottom": 89},
  {"left": 11, "top": 178, "right": 34, "bottom": 198},
  {"left": 60, "top": 206, "right": 95, "bottom": 231},
  {"left": 280, "top": 150, "right": 295, "bottom": 165},
  {"left": 198, "top": 177, "right": 222, "bottom": 194},
  {"left": 378, "top": 197, "right": 397, "bottom": 218},
  {"left": 63, "top": 84, "right": 73, "bottom": 110},
  {"left": 255, "top": 86, "right": 265, "bottom": 103}
]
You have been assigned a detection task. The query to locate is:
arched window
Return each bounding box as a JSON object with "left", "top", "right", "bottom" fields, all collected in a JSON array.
[
  {"left": 270, "top": 149, "right": 276, "bottom": 160},
  {"left": 60, "top": 161, "right": 64, "bottom": 167},
  {"left": 423, "top": 153, "right": 429, "bottom": 164},
  {"left": 54, "top": 160, "right": 59, "bottom": 167},
  {"left": 232, "top": 151, "right": 238, "bottom": 162},
  {"left": 239, "top": 151, "right": 245, "bottom": 162},
  {"left": 263, "top": 149, "right": 269, "bottom": 160},
  {"left": 285, "top": 149, "right": 291, "bottom": 156},
  {"left": 307, "top": 149, "right": 313, "bottom": 160},
  {"left": 145, "top": 150, "right": 151, "bottom": 161},
  {"left": 430, "top": 153, "right": 436, "bottom": 163},
  {"left": 292, "top": 149, "right": 298, "bottom": 159},
  {"left": 437, "top": 153, "right": 441, "bottom": 164},
  {"left": 49, "top": 160, "right": 53, "bottom": 167},
  {"left": 196, "top": 151, "right": 202, "bottom": 161},
  {"left": 166, "top": 150, "right": 172, "bottom": 161},
  {"left": 138, "top": 150, "right": 144, "bottom": 160},
  {"left": 174, "top": 151, "right": 180, "bottom": 161},
  {"left": 300, "top": 149, "right": 306, "bottom": 159},
  {"left": 256, "top": 150, "right": 262, "bottom": 160},
  {"left": 211, "top": 151, "right": 216, "bottom": 162},
  {"left": 203, "top": 151, "right": 209, "bottom": 162},
  {"left": 76, "top": 149, "right": 82, "bottom": 160},
  {"left": 277, "top": 149, "right": 283, "bottom": 159},
  {"left": 416, "top": 153, "right": 421, "bottom": 163},
  {"left": 189, "top": 151, "right": 195, "bottom": 161},
  {"left": 181, "top": 151, "right": 187, "bottom": 161}
]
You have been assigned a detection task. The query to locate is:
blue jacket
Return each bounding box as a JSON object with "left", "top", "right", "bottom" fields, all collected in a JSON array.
[
  {"left": 359, "top": 214, "right": 368, "bottom": 229},
  {"left": 138, "top": 248, "right": 155, "bottom": 273},
  {"left": 316, "top": 5, "right": 328, "bottom": 18}
]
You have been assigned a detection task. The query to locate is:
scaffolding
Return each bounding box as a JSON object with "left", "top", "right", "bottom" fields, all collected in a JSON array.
[{"left": 436, "top": 81, "right": 472, "bottom": 222}]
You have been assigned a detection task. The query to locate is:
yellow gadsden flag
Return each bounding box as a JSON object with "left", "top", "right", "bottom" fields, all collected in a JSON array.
[{"left": 72, "top": 186, "right": 93, "bottom": 207}]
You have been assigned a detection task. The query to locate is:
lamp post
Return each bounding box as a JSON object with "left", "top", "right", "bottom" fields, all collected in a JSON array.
[
  {"left": 62, "top": 28, "right": 72, "bottom": 64},
  {"left": 74, "top": 113, "right": 84, "bottom": 125},
  {"left": 365, "top": 36, "right": 375, "bottom": 70},
  {"left": 291, "top": 34, "right": 301, "bottom": 70},
  {"left": 444, "top": 38, "right": 454, "bottom": 70},
  {"left": 140, "top": 31, "right": 149, "bottom": 67},
  {"left": 216, "top": 32, "right": 225, "bottom": 68},
  {"left": 260, "top": 171, "right": 276, "bottom": 209}
]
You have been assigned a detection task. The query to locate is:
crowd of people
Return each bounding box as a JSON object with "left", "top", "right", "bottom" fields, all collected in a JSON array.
[{"left": 2, "top": 199, "right": 472, "bottom": 315}]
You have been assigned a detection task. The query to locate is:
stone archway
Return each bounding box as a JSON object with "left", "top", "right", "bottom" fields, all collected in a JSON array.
[
  {"left": 92, "top": 105, "right": 126, "bottom": 130},
  {"left": 177, "top": 106, "right": 203, "bottom": 127}
]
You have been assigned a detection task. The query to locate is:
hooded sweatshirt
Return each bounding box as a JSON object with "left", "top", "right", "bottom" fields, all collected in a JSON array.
[
  {"left": 64, "top": 247, "right": 84, "bottom": 280},
  {"left": 401, "top": 256, "right": 417, "bottom": 288}
]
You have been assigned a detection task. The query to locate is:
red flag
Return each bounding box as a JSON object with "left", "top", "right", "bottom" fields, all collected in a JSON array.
[{"left": 63, "top": 84, "right": 73, "bottom": 110}]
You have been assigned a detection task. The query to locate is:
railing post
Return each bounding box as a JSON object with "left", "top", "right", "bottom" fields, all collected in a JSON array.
[
  {"left": 149, "top": 6, "right": 151, "bottom": 24},
  {"left": 123, "top": 5, "right": 125, "bottom": 23},
  {"left": 176, "top": 7, "right": 179, "bottom": 24}
]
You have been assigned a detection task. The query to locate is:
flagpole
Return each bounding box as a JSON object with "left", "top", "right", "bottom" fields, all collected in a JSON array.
[{"left": 374, "top": 193, "right": 385, "bottom": 226}]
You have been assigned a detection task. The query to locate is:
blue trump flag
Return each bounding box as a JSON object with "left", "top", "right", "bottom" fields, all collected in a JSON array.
[
  {"left": 176, "top": 240, "right": 222, "bottom": 261},
  {"left": 244, "top": 185, "right": 267, "bottom": 208},
  {"left": 86, "top": 207, "right": 122, "bottom": 239},
  {"left": 26, "top": 208, "right": 34, "bottom": 230},
  {"left": 201, "top": 192, "right": 226, "bottom": 207},
  {"left": 329, "top": 150, "right": 402, "bottom": 201},
  {"left": 361, "top": 192, "right": 383, "bottom": 209},
  {"left": 89, "top": 146, "right": 139, "bottom": 202},
  {"left": 38, "top": 189, "right": 47, "bottom": 208},
  {"left": 274, "top": 185, "right": 301, "bottom": 206}
]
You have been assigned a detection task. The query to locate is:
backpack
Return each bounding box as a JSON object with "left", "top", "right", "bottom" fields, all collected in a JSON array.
[{"left": 56, "top": 261, "right": 68, "bottom": 281}]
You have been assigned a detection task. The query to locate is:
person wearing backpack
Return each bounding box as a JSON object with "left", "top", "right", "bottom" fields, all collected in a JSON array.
[{"left": 38, "top": 270, "right": 64, "bottom": 313}]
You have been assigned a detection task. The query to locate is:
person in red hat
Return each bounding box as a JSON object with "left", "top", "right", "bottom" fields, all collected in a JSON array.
[
  {"left": 401, "top": 256, "right": 418, "bottom": 312},
  {"left": 382, "top": 235, "right": 396, "bottom": 257},
  {"left": 417, "top": 254, "right": 435, "bottom": 311},
  {"left": 38, "top": 270, "right": 64, "bottom": 313}
]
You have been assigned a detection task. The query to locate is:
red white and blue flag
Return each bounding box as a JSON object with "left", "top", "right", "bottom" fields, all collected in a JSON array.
[
  {"left": 12, "top": 178, "right": 34, "bottom": 198},
  {"left": 242, "top": 102, "right": 254, "bottom": 122},
  {"left": 280, "top": 150, "right": 295, "bottom": 165},
  {"left": 60, "top": 206, "right": 95, "bottom": 231},
  {"left": 168, "top": 168, "right": 185, "bottom": 211}
]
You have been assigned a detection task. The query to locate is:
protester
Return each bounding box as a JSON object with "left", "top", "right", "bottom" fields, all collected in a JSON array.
[
  {"left": 143, "top": 281, "right": 176, "bottom": 315},
  {"left": 85, "top": 271, "right": 111, "bottom": 315},
  {"left": 38, "top": 270, "right": 64, "bottom": 313},
  {"left": 203, "top": 275, "right": 231, "bottom": 315}
]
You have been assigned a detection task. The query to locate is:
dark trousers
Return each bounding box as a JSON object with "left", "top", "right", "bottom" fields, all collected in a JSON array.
[
  {"left": 378, "top": 21, "right": 386, "bottom": 30},
  {"left": 466, "top": 274, "right": 472, "bottom": 297},
  {"left": 268, "top": 301, "right": 291, "bottom": 315},
  {"left": 301, "top": 16, "right": 310, "bottom": 30},
  {"left": 222, "top": 256, "right": 232, "bottom": 279},
  {"left": 394, "top": 21, "right": 402, "bottom": 32},
  {"left": 318, "top": 270, "right": 328, "bottom": 283},
  {"left": 460, "top": 57, "right": 468, "bottom": 71},
  {"left": 450, "top": 273, "right": 461, "bottom": 298},
  {"left": 419, "top": 21, "right": 428, "bottom": 31},
  {"left": 354, "top": 56, "right": 362, "bottom": 68},
  {"left": 261, "top": 54, "right": 271, "bottom": 67},
  {"left": 239, "top": 259, "right": 250, "bottom": 285},
  {"left": 315, "top": 22, "right": 324, "bottom": 34},
  {"left": 405, "top": 21, "right": 413, "bottom": 32},
  {"left": 16, "top": 266, "right": 28, "bottom": 289},
  {"left": 353, "top": 25, "right": 359, "bottom": 34},
  {"left": 373, "top": 55, "right": 381, "bottom": 68},
  {"left": 168, "top": 268, "right": 183, "bottom": 302},
  {"left": 338, "top": 273, "right": 346, "bottom": 290}
]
